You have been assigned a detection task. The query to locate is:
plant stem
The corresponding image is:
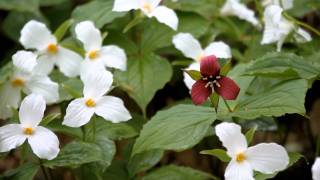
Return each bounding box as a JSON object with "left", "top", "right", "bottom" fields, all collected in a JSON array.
[
  {"left": 283, "top": 12, "right": 320, "bottom": 37},
  {"left": 223, "top": 99, "right": 232, "bottom": 112},
  {"left": 39, "top": 159, "right": 50, "bottom": 180},
  {"left": 81, "top": 126, "right": 86, "bottom": 141}
]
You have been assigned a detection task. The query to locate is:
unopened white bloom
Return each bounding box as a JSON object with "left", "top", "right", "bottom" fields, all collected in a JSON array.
[
  {"left": 215, "top": 122, "right": 289, "bottom": 180},
  {"left": 312, "top": 157, "right": 320, "bottom": 180},
  {"left": 75, "top": 21, "right": 127, "bottom": 72},
  {"left": 20, "top": 20, "right": 82, "bottom": 77},
  {"left": 113, "top": 0, "right": 178, "bottom": 30},
  {"left": 221, "top": 0, "right": 259, "bottom": 26},
  {"left": 261, "top": 5, "right": 312, "bottom": 51},
  {"left": 63, "top": 67, "right": 132, "bottom": 127},
  {"left": 0, "top": 51, "right": 59, "bottom": 119},
  {"left": 262, "top": 0, "right": 293, "bottom": 10},
  {"left": 172, "top": 33, "right": 231, "bottom": 89},
  {"left": 0, "top": 94, "right": 60, "bottom": 160}
]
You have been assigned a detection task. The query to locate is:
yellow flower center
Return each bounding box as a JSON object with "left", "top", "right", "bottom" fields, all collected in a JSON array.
[
  {"left": 11, "top": 78, "right": 25, "bottom": 87},
  {"left": 142, "top": 3, "right": 152, "bottom": 13},
  {"left": 88, "top": 50, "right": 99, "bottom": 60},
  {"left": 85, "top": 98, "right": 96, "bottom": 107},
  {"left": 236, "top": 152, "right": 246, "bottom": 163},
  {"left": 23, "top": 127, "right": 34, "bottom": 135},
  {"left": 47, "top": 44, "right": 58, "bottom": 54}
]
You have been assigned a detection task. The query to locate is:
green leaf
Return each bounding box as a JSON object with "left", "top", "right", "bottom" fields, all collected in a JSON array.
[
  {"left": 47, "top": 120, "right": 82, "bottom": 139},
  {"left": 40, "top": 0, "right": 67, "bottom": 6},
  {"left": 54, "top": 19, "right": 74, "bottom": 41},
  {"left": 0, "top": 0, "right": 39, "bottom": 12},
  {"left": 115, "top": 53, "right": 172, "bottom": 112},
  {"left": 142, "top": 165, "right": 214, "bottom": 180},
  {"left": 59, "top": 78, "right": 83, "bottom": 100},
  {"left": 0, "top": 162, "right": 39, "bottom": 180},
  {"left": 184, "top": 70, "right": 202, "bottom": 81},
  {"left": 40, "top": 113, "right": 61, "bottom": 126},
  {"left": 245, "top": 126, "right": 257, "bottom": 145},
  {"left": 95, "top": 136, "right": 116, "bottom": 170},
  {"left": 245, "top": 52, "right": 320, "bottom": 80},
  {"left": 132, "top": 104, "right": 216, "bottom": 156},
  {"left": 200, "top": 149, "right": 231, "bottom": 162},
  {"left": 177, "top": 12, "right": 210, "bottom": 38},
  {"left": 103, "top": 160, "right": 129, "bottom": 180},
  {"left": 0, "top": 63, "right": 13, "bottom": 84},
  {"left": 71, "top": 0, "right": 126, "bottom": 28}
]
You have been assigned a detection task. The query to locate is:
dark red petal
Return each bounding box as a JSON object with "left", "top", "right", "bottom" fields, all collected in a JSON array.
[
  {"left": 215, "top": 76, "right": 240, "bottom": 100},
  {"left": 200, "top": 55, "right": 220, "bottom": 77},
  {"left": 191, "top": 80, "right": 212, "bottom": 105}
]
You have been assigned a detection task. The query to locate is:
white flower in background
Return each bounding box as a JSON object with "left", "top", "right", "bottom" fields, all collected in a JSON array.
[
  {"left": 63, "top": 67, "right": 132, "bottom": 127},
  {"left": 75, "top": 21, "right": 127, "bottom": 72},
  {"left": 113, "top": 0, "right": 179, "bottom": 30},
  {"left": 20, "top": 20, "right": 82, "bottom": 77},
  {"left": 0, "top": 51, "right": 59, "bottom": 119},
  {"left": 172, "top": 33, "right": 232, "bottom": 90},
  {"left": 215, "top": 122, "right": 289, "bottom": 180},
  {"left": 262, "top": 0, "right": 293, "bottom": 10},
  {"left": 0, "top": 94, "right": 60, "bottom": 160},
  {"left": 312, "top": 157, "right": 320, "bottom": 180},
  {"left": 261, "top": 5, "right": 312, "bottom": 52},
  {"left": 220, "top": 0, "right": 259, "bottom": 26}
]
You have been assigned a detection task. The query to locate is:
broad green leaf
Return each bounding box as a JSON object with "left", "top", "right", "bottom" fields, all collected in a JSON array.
[
  {"left": 47, "top": 120, "right": 82, "bottom": 139},
  {"left": 95, "top": 136, "right": 116, "bottom": 170},
  {"left": 178, "top": 12, "right": 210, "bottom": 38},
  {"left": 0, "top": 162, "right": 39, "bottom": 180},
  {"left": 132, "top": 104, "right": 216, "bottom": 156},
  {"left": 245, "top": 52, "right": 320, "bottom": 80},
  {"left": 200, "top": 149, "right": 231, "bottom": 162},
  {"left": 71, "top": 0, "right": 126, "bottom": 28},
  {"left": 40, "top": 0, "right": 67, "bottom": 6},
  {"left": 54, "top": 19, "right": 74, "bottom": 41},
  {"left": 115, "top": 53, "right": 172, "bottom": 112},
  {"left": 0, "top": 0, "right": 39, "bottom": 12},
  {"left": 184, "top": 70, "right": 201, "bottom": 81},
  {"left": 245, "top": 126, "right": 257, "bottom": 144},
  {"left": 103, "top": 160, "right": 129, "bottom": 180},
  {"left": 142, "top": 165, "right": 214, "bottom": 180}
]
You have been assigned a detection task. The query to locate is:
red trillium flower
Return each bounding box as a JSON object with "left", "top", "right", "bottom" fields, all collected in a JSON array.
[{"left": 191, "top": 55, "right": 240, "bottom": 105}]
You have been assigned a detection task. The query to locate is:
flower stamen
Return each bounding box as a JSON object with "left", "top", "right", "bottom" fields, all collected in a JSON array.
[
  {"left": 142, "top": 3, "right": 152, "bottom": 13},
  {"left": 85, "top": 98, "right": 96, "bottom": 107},
  {"left": 47, "top": 44, "right": 58, "bottom": 54},
  {"left": 236, "top": 152, "right": 246, "bottom": 163},
  {"left": 88, "top": 50, "right": 99, "bottom": 60},
  {"left": 11, "top": 78, "right": 25, "bottom": 87},
  {"left": 23, "top": 127, "right": 34, "bottom": 135}
]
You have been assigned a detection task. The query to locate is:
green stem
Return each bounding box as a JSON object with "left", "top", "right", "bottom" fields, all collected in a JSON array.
[
  {"left": 254, "top": 0, "right": 264, "bottom": 25},
  {"left": 223, "top": 99, "right": 232, "bottom": 112},
  {"left": 283, "top": 12, "right": 320, "bottom": 37},
  {"left": 81, "top": 126, "right": 86, "bottom": 142}
]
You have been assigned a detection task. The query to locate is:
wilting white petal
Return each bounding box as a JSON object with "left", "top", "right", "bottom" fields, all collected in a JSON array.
[
  {"left": 24, "top": 76, "right": 59, "bottom": 104},
  {"left": 150, "top": 6, "right": 179, "bottom": 30},
  {"left": 183, "top": 62, "right": 200, "bottom": 90},
  {"left": 294, "top": 28, "right": 312, "bottom": 43},
  {"left": 20, "top": 20, "right": 56, "bottom": 51},
  {"left": 262, "top": 0, "right": 293, "bottom": 10},
  {"left": 112, "top": 0, "right": 140, "bottom": 11},
  {"left": 81, "top": 68, "right": 113, "bottom": 99},
  {"left": 246, "top": 143, "right": 289, "bottom": 174},
  {"left": 33, "top": 54, "right": 56, "bottom": 76},
  {"left": 12, "top": 51, "right": 37, "bottom": 73},
  {"left": 312, "top": 157, "right": 320, "bottom": 180},
  {"left": 75, "top": 21, "right": 102, "bottom": 52},
  {"left": 215, "top": 122, "right": 247, "bottom": 157},
  {"left": 0, "top": 124, "right": 26, "bottom": 152},
  {"left": 100, "top": 45, "right": 127, "bottom": 71},
  {"left": 0, "top": 82, "right": 21, "bottom": 119},
  {"left": 172, "top": 33, "right": 203, "bottom": 60},
  {"left": 55, "top": 47, "right": 82, "bottom": 77},
  {"left": 28, "top": 126, "right": 59, "bottom": 160},
  {"left": 95, "top": 96, "right": 132, "bottom": 123},
  {"left": 63, "top": 98, "right": 95, "bottom": 127},
  {"left": 204, "top": 41, "right": 232, "bottom": 59},
  {"left": 19, "top": 94, "right": 46, "bottom": 128},
  {"left": 225, "top": 160, "right": 254, "bottom": 180}
]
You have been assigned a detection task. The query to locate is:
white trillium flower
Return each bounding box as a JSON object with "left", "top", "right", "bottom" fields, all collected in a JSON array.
[
  {"left": 0, "top": 51, "right": 59, "bottom": 119},
  {"left": 0, "top": 94, "right": 60, "bottom": 160},
  {"left": 75, "top": 21, "right": 128, "bottom": 72},
  {"left": 63, "top": 68, "right": 132, "bottom": 127},
  {"left": 262, "top": 0, "right": 293, "bottom": 10},
  {"left": 172, "top": 33, "right": 232, "bottom": 89},
  {"left": 113, "top": 0, "right": 179, "bottom": 30},
  {"left": 20, "top": 20, "right": 83, "bottom": 77},
  {"left": 312, "top": 157, "right": 320, "bottom": 180},
  {"left": 221, "top": 0, "right": 259, "bottom": 26},
  {"left": 261, "top": 5, "right": 312, "bottom": 52},
  {"left": 216, "top": 122, "right": 289, "bottom": 180}
]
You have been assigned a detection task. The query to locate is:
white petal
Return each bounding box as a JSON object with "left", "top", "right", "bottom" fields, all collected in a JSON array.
[
  {"left": 183, "top": 62, "right": 200, "bottom": 90},
  {"left": 100, "top": 45, "right": 127, "bottom": 71},
  {"left": 112, "top": 0, "right": 140, "bottom": 11},
  {"left": 28, "top": 126, "right": 59, "bottom": 160},
  {"left": 172, "top": 33, "right": 203, "bottom": 60},
  {"left": 12, "top": 51, "right": 37, "bottom": 73},
  {"left": 80, "top": 59, "right": 106, "bottom": 78},
  {"left": 215, "top": 122, "right": 247, "bottom": 157},
  {"left": 294, "top": 28, "right": 312, "bottom": 43},
  {"left": 95, "top": 96, "right": 132, "bottom": 123},
  {"left": 312, "top": 157, "right": 320, "bottom": 180},
  {"left": 262, "top": 0, "right": 293, "bottom": 10},
  {"left": 144, "top": 0, "right": 162, "bottom": 8},
  {"left": 245, "top": 143, "right": 289, "bottom": 174},
  {"left": 0, "top": 82, "right": 21, "bottom": 119},
  {"left": 62, "top": 98, "right": 95, "bottom": 127},
  {"left": 24, "top": 76, "right": 59, "bottom": 104},
  {"left": 55, "top": 47, "right": 83, "bottom": 77},
  {"left": 75, "top": 21, "right": 102, "bottom": 52},
  {"left": 81, "top": 68, "right": 113, "bottom": 99},
  {"left": 19, "top": 94, "right": 46, "bottom": 128},
  {"left": 204, "top": 41, "right": 232, "bottom": 59},
  {"left": 20, "top": 20, "right": 56, "bottom": 51},
  {"left": 0, "top": 124, "right": 26, "bottom": 152},
  {"left": 32, "top": 54, "right": 56, "bottom": 76},
  {"left": 150, "top": 6, "right": 179, "bottom": 30},
  {"left": 225, "top": 160, "right": 254, "bottom": 180}
]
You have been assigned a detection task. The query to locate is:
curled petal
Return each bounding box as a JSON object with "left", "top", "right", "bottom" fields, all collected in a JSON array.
[
  {"left": 215, "top": 76, "right": 240, "bottom": 100},
  {"left": 200, "top": 55, "right": 220, "bottom": 77},
  {"left": 191, "top": 80, "right": 212, "bottom": 105},
  {"left": 33, "top": 54, "right": 55, "bottom": 76}
]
